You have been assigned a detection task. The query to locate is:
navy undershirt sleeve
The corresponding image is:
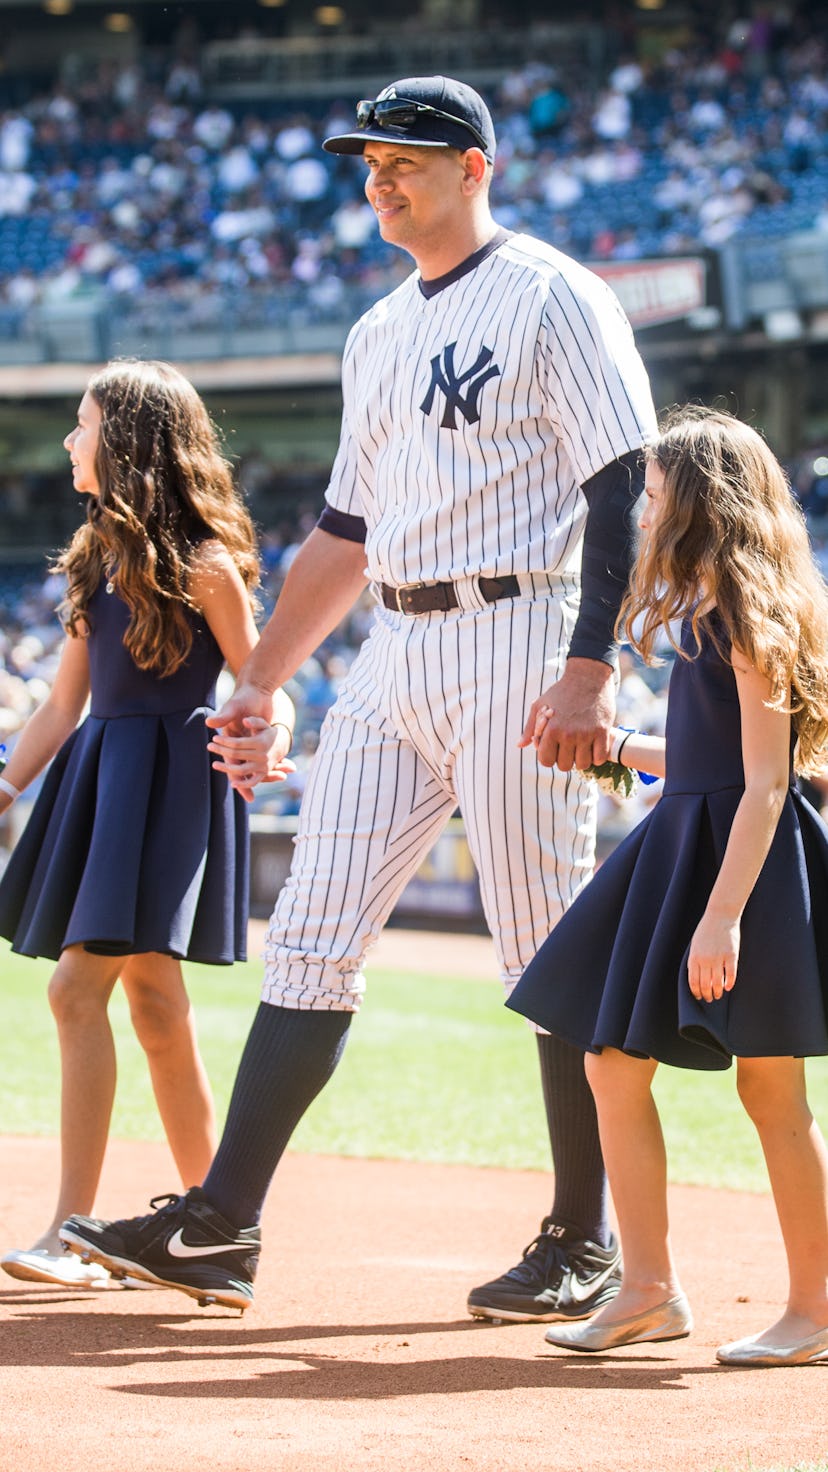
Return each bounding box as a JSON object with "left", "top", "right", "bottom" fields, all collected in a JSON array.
[
  {"left": 568, "top": 449, "right": 644, "bottom": 668},
  {"left": 316, "top": 505, "right": 368, "bottom": 543}
]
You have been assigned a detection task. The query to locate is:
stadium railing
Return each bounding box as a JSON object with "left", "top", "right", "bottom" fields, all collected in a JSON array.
[{"left": 2, "top": 234, "right": 828, "bottom": 367}]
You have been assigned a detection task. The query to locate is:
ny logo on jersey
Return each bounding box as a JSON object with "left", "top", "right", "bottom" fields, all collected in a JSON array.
[{"left": 420, "top": 342, "right": 501, "bottom": 430}]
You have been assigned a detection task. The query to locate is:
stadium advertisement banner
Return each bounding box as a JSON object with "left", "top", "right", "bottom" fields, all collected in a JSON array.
[{"left": 590, "top": 258, "right": 707, "bottom": 329}]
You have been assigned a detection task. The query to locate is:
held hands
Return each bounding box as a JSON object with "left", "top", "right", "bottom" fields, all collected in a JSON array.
[
  {"left": 207, "top": 716, "right": 296, "bottom": 804},
  {"left": 687, "top": 911, "right": 740, "bottom": 1002},
  {"left": 520, "top": 658, "right": 615, "bottom": 771},
  {"left": 205, "top": 680, "right": 274, "bottom": 738}
]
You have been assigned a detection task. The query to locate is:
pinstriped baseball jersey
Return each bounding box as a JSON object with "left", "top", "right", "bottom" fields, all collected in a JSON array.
[{"left": 324, "top": 230, "right": 657, "bottom": 590}]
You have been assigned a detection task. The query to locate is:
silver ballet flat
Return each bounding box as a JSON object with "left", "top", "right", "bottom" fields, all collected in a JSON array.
[
  {"left": 1, "top": 1246, "right": 111, "bottom": 1289},
  {"left": 544, "top": 1292, "right": 693, "bottom": 1352},
  {"left": 716, "top": 1325, "right": 828, "bottom": 1367}
]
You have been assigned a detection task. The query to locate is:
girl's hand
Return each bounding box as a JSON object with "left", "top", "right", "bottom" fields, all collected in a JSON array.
[
  {"left": 687, "top": 912, "right": 740, "bottom": 1002},
  {"left": 208, "top": 717, "right": 296, "bottom": 803},
  {"left": 527, "top": 704, "right": 553, "bottom": 749}
]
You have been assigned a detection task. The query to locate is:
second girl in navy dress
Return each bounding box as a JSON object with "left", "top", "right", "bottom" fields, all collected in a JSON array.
[{"left": 510, "top": 408, "right": 828, "bottom": 1368}]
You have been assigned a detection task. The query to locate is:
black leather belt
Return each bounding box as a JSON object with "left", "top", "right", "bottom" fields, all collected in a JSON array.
[{"left": 380, "top": 575, "right": 521, "bottom": 615}]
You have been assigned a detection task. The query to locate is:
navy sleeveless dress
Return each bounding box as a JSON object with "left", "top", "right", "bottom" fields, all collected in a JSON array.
[
  {"left": 0, "top": 579, "right": 248, "bottom": 963},
  {"left": 508, "top": 615, "right": 828, "bottom": 1069}
]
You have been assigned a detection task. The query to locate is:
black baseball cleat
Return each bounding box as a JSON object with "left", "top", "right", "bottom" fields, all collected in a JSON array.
[
  {"left": 467, "top": 1218, "right": 622, "bottom": 1323},
  {"left": 59, "top": 1188, "right": 260, "bottom": 1312}
]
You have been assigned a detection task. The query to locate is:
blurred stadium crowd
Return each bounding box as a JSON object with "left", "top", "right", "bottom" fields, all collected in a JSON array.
[{"left": 0, "top": 10, "right": 827, "bottom": 329}]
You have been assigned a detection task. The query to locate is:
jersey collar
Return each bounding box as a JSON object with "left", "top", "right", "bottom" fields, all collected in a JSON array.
[{"left": 418, "top": 227, "right": 512, "bottom": 299}]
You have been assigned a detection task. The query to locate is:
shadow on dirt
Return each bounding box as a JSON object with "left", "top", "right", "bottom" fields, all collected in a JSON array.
[{"left": 0, "top": 1304, "right": 731, "bottom": 1397}]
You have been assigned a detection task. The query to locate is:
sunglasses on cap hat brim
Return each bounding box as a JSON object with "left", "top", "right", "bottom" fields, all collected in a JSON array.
[{"left": 354, "top": 96, "right": 490, "bottom": 154}]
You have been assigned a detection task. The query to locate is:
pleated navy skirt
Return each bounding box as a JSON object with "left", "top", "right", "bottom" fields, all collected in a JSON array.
[{"left": 0, "top": 579, "right": 248, "bottom": 964}]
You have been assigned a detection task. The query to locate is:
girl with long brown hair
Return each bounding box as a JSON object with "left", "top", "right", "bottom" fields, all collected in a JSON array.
[
  {"left": 510, "top": 407, "right": 828, "bottom": 1366},
  {"left": 0, "top": 359, "right": 294, "bottom": 1288}
]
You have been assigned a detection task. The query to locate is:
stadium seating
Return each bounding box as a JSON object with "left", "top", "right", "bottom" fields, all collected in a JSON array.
[{"left": 1, "top": 20, "right": 827, "bottom": 334}]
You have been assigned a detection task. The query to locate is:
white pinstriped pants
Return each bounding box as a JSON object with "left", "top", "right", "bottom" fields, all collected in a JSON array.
[{"left": 262, "top": 577, "right": 598, "bottom": 1010}]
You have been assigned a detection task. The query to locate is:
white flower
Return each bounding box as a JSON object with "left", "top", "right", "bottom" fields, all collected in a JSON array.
[{"left": 581, "top": 759, "right": 638, "bottom": 799}]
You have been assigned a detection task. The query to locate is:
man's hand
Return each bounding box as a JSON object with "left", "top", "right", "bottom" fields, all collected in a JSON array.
[
  {"left": 205, "top": 681, "right": 275, "bottom": 740},
  {"left": 520, "top": 657, "right": 615, "bottom": 771}
]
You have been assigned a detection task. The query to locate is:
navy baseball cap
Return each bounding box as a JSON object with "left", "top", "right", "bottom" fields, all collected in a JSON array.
[{"left": 323, "top": 76, "right": 496, "bottom": 163}]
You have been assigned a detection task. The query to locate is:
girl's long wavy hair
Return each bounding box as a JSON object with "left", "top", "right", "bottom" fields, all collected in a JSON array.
[
  {"left": 620, "top": 406, "right": 828, "bottom": 773},
  {"left": 57, "top": 359, "right": 259, "bottom": 676}
]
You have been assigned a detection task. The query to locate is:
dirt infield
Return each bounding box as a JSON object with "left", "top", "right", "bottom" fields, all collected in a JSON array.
[{"left": 1, "top": 1135, "right": 824, "bottom": 1472}]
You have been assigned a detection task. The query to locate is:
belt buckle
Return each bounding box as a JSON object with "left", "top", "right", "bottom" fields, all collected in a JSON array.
[{"left": 395, "top": 583, "right": 420, "bottom": 613}]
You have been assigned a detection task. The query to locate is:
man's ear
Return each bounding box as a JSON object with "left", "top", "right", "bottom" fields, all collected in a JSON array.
[{"left": 461, "top": 147, "right": 489, "bottom": 190}]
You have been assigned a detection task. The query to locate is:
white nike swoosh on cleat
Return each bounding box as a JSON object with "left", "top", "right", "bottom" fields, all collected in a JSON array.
[
  {"left": 166, "top": 1229, "right": 253, "bottom": 1259},
  {"left": 568, "top": 1261, "right": 620, "bottom": 1303}
]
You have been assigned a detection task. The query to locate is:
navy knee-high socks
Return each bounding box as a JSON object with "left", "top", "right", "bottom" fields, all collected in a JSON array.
[
  {"left": 201, "top": 1003, "right": 608, "bottom": 1249},
  {"left": 536, "top": 1031, "right": 611, "bottom": 1247},
  {"left": 203, "top": 1003, "right": 352, "bottom": 1228}
]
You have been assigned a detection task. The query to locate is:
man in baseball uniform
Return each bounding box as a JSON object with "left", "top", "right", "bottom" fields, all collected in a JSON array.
[{"left": 62, "top": 77, "right": 658, "bottom": 1320}]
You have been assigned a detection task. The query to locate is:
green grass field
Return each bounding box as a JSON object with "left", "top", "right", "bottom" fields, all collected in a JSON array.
[{"left": 3, "top": 938, "right": 828, "bottom": 1193}]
